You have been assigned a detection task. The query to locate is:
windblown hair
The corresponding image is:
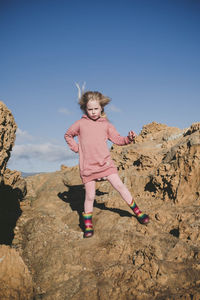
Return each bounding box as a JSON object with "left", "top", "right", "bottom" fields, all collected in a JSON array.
[{"left": 79, "top": 91, "right": 111, "bottom": 117}]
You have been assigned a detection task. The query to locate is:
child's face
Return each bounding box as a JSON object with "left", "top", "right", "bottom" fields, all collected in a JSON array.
[{"left": 86, "top": 99, "right": 102, "bottom": 120}]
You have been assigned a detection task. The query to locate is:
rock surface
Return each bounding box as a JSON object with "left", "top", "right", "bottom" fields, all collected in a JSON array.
[
  {"left": 13, "top": 121, "right": 200, "bottom": 299},
  {"left": 0, "top": 101, "right": 31, "bottom": 300},
  {"left": 0, "top": 102, "right": 26, "bottom": 245},
  {"left": 0, "top": 101, "right": 17, "bottom": 184},
  {"left": 0, "top": 245, "right": 33, "bottom": 300}
]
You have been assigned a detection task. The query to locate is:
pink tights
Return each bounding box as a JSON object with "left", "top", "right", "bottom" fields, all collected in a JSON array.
[{"left": 84, "top": 173, "right": 133, "bottom": 213}]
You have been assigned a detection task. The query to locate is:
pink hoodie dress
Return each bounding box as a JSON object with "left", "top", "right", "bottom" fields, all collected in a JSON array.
[{"left": 64, "top": 115, "right": 131, "bottom": 184}]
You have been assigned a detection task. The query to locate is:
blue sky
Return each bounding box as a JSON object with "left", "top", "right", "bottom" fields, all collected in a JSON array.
[{"left": 1, "top": 0, "right": 200, "bottom": 173}]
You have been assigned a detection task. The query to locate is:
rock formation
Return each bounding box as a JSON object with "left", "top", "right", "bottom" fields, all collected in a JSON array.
[
  {"left": 1, "top": 99, "right": 199, "bottom": 299},
  {"left": 12, "top": 121, "right": 200, "bottom": 299},
  {"left": 0, "top": 245, "right": 33, "bottom": 300},
  {"left": 0, "top": 101, "right": 17, "bottom": 184},
  {"left": 0, "top": 101, "right": 26, "bottom": 244},
  {"left": 0, "top": 101, "right": 30, "bottom": 299}
]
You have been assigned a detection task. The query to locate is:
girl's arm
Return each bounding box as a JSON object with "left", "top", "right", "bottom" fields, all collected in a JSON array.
[
  {"left": 64, "top": 121, "right": 80, "bottom": 153},
  {"left": 108, "top": 123, "right": 136, "bottom": 146}
]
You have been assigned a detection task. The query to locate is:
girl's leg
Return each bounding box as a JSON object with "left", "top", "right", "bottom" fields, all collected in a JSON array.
[
  {"left": 107, "top": 173, "right": 132, "bottom": 205},
  {"left": 84, "top": 180, "right": 96, "bottom": 213},
  {"left": 107, "top": 173, "right": 149, "bottom": 224},
  {"left": 83, "top": 180, "right": 96, "bottom": 238}
]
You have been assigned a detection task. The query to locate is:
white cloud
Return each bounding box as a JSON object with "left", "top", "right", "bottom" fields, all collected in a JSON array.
[
  {"left": 16, "top": 128, "right": 34, "bottom": 141},
  {"left": 8, "top": 142, "right": 78, "bottom": 172},
  {"left": 8, "top": 128, "right": 79, "bottom": 172},
  {"left": 11, "top": 143, "right": 76, "bottom": 162},
  {"left": 109, "top": 104, "right": 121, "bottom": 113},
  {"left": 58, "top": 108, "right": 72, "bottom": 115}
]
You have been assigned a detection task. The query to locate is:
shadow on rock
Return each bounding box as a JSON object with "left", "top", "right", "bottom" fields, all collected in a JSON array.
[
  {"left": 58, "top": 184, "right": 85, "bottom": 232},
  {"left": 94, "top": 202, "right": 133, "bottom": 218},
  {"left": 58, "top": 184, "right": 133, "bottom": 232},
  {"left": 58, "top": 184, "right": 85, "bottom": 212},
  {"left": 0, "top": 185, "right": 23, "bottom": 245}
]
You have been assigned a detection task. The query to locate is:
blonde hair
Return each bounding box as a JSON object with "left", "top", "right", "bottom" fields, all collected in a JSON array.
[{"left": 79, "top": 91, "right": 111, "bottom": 117}]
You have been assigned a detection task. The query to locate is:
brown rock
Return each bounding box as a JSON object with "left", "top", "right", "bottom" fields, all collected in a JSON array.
[
  {"left": 0, "top": 102, "right": 27, "bottom": 245},
  {"left": 149, "top": 122, "right": 200, "bottom": 204},
  {"left": 0, "top": 245, "right": 33, "bottom": 300},
  {"left": 11, "top": 121, "right": 200, "bottom": 299},
  {"left": 3, "top": 168, "right": 27, "bottom": 199},
  {"left": 0, "top": 101, "right": 17, "bottom": 184}
]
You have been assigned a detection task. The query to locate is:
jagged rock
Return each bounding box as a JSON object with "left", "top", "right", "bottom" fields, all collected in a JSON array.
[
  {"left": 60, "top": 164, "right": 82, "bottom": 186},
  {"left": 149, "top": 122, "right": 200, "bottom": 204},
  {"left": 0, "top": 245, "right": 33, "bottom": 300},
  {"left": 0, "top": 101, "right": 17, "bottom": 184},
  {"left": 0, "top": 101, "right": 26, "bottom": 197},
  {"left": 3, "top": 168, "right": 27, "bottom": 199},
  {"left": 0, "top": 102, "right": 27, "bottom": 245},
  {"left": 13, "top": 121, "right": 200, "bottom": 299}
]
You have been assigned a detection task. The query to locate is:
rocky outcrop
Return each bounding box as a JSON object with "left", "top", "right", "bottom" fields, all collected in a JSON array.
[
  {"left": 150, "top": 123, "right": 200, "bottom": 204},
  {"left": 0, "top": 101, "right": 26, "bottom": 194},
  {"left": 12, "top": 121, "right": 200, "bottom": 299},
  {"left": 0, "top": 106, "right": 198, "bottom": 299},
  {"left": 0, "top": 102, "right": 27, "bottom": 245},
  {"left": 0, "top": 101, "right": 30, "bottom": 300},
  {"left": 0, "top": 245, "right": 33, "bottom": 300},
  {"left": 3, "top": 168, "right": 27, "bottom": 199},
  {"left": 0, "top": 101, "right": 17, "bottom": 184}
]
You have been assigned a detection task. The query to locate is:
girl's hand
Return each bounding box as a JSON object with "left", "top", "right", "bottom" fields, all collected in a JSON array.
[{"left": 128, "top": 130, "right": 136, "bottom": 141}]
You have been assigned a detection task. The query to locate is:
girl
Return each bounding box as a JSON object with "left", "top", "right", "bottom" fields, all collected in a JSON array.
[{"left": 64, "top": 91, "right": 149, "bottom": 238}]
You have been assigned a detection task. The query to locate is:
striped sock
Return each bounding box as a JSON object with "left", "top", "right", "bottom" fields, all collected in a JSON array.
[
  {"left": 130, "top": 199, "right": 149, "bottom": 224},
  {"left": 82, "top": 212, "right": 94, "bottom": 238}
]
